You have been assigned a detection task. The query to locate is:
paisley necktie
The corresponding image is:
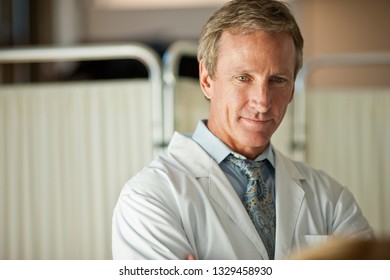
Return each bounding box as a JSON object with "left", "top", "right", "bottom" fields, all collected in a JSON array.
[{"left": 226, "top": 154, "right": 276, "bottom": 259}]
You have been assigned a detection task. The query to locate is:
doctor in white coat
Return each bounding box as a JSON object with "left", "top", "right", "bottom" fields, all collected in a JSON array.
[{"left": 112, "top": 0, "right": 374, "bottom": 260}]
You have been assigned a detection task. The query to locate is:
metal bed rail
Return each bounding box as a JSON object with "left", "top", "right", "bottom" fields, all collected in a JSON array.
[
  {"left": 0, "top": 43, "right": 164, "bottom": 154},
  {"left": 162, "top": 40, "right": 199, "bottom": 144}
]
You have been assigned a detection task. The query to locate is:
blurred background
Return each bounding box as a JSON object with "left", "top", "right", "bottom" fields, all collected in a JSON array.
[
  {"left": 1, "top": 0, "right": 389, "bottom": 84},
  {"left": 1, "top": 0, "right": 389, "bottom": 259}
]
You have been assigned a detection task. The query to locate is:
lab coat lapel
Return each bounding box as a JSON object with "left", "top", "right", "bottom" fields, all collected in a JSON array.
[
  {"left": 209, "top": 161, "right": 270, "bottom": 259},
  {"left": 273, "top": 149, "right": 305, "bottom": 259},
  {"left": 168, "top": 132, "right": 270, "bottom": 259}
]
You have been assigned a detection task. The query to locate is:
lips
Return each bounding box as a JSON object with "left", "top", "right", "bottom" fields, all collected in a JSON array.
[
  {"left": 241, "top": 116, "right": 272, "bottom": 123},
  {"left": 239, "top": 115, "right": 274, "bottom": 132}
]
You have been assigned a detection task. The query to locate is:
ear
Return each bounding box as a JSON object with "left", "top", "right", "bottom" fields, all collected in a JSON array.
[{"left": 199, "top": 59, "right": 213, "bottom": 100}]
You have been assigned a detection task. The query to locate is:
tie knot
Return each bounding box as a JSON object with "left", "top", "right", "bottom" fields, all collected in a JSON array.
[{"left": 226, "top": 154, "right": 263, "bottom": 181}]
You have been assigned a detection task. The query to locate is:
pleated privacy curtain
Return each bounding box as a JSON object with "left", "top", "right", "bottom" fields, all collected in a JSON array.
[{"left": 0, "top": 80, "right": 154, "bottom": 259}]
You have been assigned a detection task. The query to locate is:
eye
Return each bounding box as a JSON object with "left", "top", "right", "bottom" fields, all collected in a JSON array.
[
  {"left": 270, "top": 76, "right": 287, "bottom": 84},
  {"left": 235, "top": 75, "right": 251, "bottom": 82}
]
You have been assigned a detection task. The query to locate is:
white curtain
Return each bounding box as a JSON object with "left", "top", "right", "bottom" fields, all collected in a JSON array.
[
  {"left": 0, "top": 80, "right": 154, "bottom": 259},
  {"left": 305, "top": 88, "right": 390, "bottom": 237}
]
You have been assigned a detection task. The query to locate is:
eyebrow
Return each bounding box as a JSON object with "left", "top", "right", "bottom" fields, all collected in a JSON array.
[{"left": 229, "top": 67, "right": 294, "bottom": 77}]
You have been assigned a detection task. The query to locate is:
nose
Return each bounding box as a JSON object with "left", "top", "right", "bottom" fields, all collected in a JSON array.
[{"left": 250, "top": 82, "right": 272, "bottom": 113}]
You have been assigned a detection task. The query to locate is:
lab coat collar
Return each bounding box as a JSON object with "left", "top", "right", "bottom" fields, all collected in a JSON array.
[{"left": 167, "top": 132, "right": 212, "bottom": 177}]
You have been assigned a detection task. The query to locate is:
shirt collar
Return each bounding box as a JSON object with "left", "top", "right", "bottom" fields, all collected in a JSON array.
[{"left": 191, "top": 120, "right": 275, "bottom": 167}]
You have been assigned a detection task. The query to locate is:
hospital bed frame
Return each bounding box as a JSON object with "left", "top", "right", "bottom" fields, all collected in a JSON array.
[
  {"left": 162, "top": 40, "right": 199, "bottom": 145},
  {"left": 0, "top": 43, "right": 164, "bottom": 154}
]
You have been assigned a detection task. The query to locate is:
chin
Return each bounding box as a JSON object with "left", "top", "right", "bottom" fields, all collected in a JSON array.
[{"left": 239, "top": 134, "right": 270, "bottom": 150}]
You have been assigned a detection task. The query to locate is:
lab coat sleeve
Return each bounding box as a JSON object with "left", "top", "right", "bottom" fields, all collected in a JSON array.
[
  {"left": 112, "top": 180, "right": 194, "bottom": 260},
  {"left": 332, "top": 186, "right": 374, "bottom": 238}
]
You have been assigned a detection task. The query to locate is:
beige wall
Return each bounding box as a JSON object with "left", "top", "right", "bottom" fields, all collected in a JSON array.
[
  {"left": 83, "top": 6, "right": 217, "bottom": 44},
  {"left": 292, "top": 0, "right": 390, "bottom": 87}
]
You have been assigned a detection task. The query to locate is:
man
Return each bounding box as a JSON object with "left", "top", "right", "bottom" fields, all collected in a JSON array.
[{"left": 112, "top": 0, "right": 374, "bottom": 260}]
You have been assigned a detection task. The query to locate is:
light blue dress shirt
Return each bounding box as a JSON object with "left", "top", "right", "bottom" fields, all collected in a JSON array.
[{"left": 191, "top": 120, "right": 275, "bottom": 201}]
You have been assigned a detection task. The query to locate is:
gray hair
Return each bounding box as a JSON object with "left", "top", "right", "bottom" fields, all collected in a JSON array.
[{"left": 198, "top": 0, "right": 304, "bottom": 79}]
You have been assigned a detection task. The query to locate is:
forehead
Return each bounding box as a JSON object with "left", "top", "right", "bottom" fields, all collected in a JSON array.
[{"left": 217, "top": 30, "right": 295, "bottom": 74}]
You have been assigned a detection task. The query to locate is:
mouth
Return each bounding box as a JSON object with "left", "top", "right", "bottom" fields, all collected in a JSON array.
[
  {"left": 241, "top": 116, "right": 272, "bottom": 124},
  {"left": 239, "top": 116, "right": 274, "bottom": 131}
]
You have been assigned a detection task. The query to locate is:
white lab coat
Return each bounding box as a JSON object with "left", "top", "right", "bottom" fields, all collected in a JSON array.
[{"left": 112, "top": 132, "right": 374, "bottom": 260}]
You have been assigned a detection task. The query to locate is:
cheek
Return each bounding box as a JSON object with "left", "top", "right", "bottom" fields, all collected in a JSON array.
[
  {"left": 272, "top": 94, "right": 292, "bottom": 117},
  {"left": 272, "top": 87, "right": 293, "bottom": 104},
  {"left": 223, "top": 85, "right": 248, "bottom": 105},
  {"left": 210, "top": 81, "right": 249, "bottom": 119},
  {"left": 213, "top": 84, "right": 240, "bottom": 108}
]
